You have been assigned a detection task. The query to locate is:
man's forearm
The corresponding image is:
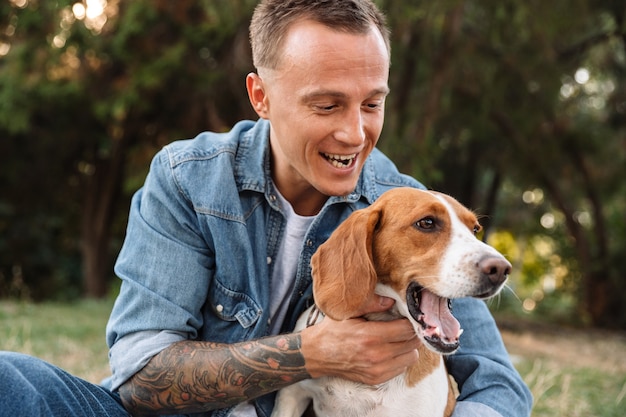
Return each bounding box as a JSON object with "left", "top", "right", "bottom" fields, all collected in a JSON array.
[{"left": 119, "top": 334, "right": 309, "bottom": 415}]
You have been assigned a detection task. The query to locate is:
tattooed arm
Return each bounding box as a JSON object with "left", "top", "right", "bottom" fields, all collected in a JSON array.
[
  {"left": 119, "top": 334, "right": 308, "bottom": 416},
  {"left": 119, "top": 296, "right": 419, "bottom": 415}
]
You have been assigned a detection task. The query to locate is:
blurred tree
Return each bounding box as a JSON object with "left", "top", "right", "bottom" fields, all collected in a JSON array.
[
  {"left": 0, "top": 0, "right": 257, "bottom": 298},
  {"left": 380, "top": 0, "right": 626, "bottom": 327},
  {"left": 0, "top": 0, "right": 624, "bottom": 328}
]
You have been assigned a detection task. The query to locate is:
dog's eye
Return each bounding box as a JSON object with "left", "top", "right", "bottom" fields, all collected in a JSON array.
[
  {"left": 473, "top": 224, "right": 482, "bottom": 236},
  {"left": 416, "top": 217, "right": 437, "bottom": 231}
]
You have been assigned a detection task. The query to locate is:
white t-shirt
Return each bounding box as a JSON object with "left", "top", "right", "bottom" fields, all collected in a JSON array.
[{"left": 232, "top": 190, "right": 315, "bottom": 416}]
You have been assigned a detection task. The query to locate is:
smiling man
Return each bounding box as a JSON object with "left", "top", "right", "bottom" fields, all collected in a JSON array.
[
  {"left": 0, "top": 1, "right": 532, "bottom": 417},
  {"left": 247, "top": 18, "right": 390, "bottom": 215}
]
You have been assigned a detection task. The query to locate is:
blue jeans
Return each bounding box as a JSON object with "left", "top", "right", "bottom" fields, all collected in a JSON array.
[{"left": 0, "top": 351, "right": 129, "bottom": 417}]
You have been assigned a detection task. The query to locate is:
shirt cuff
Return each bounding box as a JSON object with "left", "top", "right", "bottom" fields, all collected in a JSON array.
[
  {"left": 452, "top": 401, "right": 503, "bottom": 417},
  {"left": 106, "top": 330, "right": 187, "bottom": 391}
]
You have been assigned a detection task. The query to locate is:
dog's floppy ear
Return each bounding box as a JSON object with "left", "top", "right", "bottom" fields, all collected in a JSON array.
[{"left": 310, "top": 207, "right": 380, "bottom": 320}]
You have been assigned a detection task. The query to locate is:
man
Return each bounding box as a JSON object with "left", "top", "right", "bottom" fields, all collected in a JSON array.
[{"left": 0, "top": 1, "right": 532, "bottom": 416}]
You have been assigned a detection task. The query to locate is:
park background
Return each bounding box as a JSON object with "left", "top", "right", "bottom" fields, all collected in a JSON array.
[{"left": 0, "top": 1, "right": 625, "bottom": 416}]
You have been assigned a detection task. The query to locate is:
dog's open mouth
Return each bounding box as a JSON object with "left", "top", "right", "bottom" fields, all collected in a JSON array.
[{"left": 406, "top": 282, "right": 462, "bottom": 354}]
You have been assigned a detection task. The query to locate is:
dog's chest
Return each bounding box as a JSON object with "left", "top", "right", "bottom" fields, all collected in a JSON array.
[{"left": 302, "top": 362, "right": 449, "bottom": 417}]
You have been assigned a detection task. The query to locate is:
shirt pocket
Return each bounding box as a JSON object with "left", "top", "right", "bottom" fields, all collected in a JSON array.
[{"left": 202, "top": 278, "right": 263, "bottom": 342}]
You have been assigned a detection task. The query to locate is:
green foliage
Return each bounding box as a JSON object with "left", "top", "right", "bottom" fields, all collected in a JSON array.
[
  {"left": 378, "top": 0, "right": 626, "bottom": 327},
  {"left": 0, "top": 0, "right": 258, "bottom": 299},
  {"left": 0, "top": 1, "right": 624, "bottom": 326}
]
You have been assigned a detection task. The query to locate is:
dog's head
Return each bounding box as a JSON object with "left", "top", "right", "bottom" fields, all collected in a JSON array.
[{"left": 311, "top": 187, "right": 511, "bottom": 355}]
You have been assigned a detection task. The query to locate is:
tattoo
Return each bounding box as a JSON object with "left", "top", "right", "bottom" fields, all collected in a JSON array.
[{"left": 119, "top": 334, "right": 309, "bottom": 415}]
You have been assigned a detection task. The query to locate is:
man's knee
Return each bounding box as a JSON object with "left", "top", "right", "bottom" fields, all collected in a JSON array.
[
  {"left": 0, "top": 352, "right": 53, "bottom": 414},
  {"left": 0, "top": 351, "right": 51, "bottom": 384},
  {"left": 0, "top": 351, "right": 127, "bottom": 416}
]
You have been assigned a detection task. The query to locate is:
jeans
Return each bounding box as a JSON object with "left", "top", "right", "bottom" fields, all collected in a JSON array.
[{"left": 0, "top": 351, "right": 129, "bottom": 417}]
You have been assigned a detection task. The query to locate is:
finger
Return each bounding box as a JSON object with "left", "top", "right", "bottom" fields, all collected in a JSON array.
[
  {"left": 354, "top": 294, "right": 395, "bottom": 317},
  {"left": 388, "top": 337, "right": 421, "bottom": 362},
  {"left": 392, "top": 342, "right": 420, "bottom": 364},
  {"left": 363, "top": 319, "right": 418, "bottom": 344},
  {"left": 352, "top": 346, "right": 420, "bottom": 385}
]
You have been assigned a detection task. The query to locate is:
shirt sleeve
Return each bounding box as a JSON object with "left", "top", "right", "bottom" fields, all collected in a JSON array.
[
  {"left": 446, "top": 298, "right": 533, "bottom": 417},
  {"left": 107, "top": 330, "right": 187, "bottom": 391},
  {"left": 105, "top": 148, "right": 216, "bottom": 390},
  {"left": 451, "top": 401, "right": 503, "bottom": 417},
  {"left": 452, "top": 401, "right": 503, "bottom": 417}
]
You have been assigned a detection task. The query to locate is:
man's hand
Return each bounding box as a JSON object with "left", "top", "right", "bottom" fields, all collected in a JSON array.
[{"left": 300, "top": 294, "right": 420, "bottom": 385}]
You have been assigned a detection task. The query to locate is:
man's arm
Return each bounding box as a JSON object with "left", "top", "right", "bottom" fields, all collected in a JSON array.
[
  {"left": 119, "top": 334, "right": 308, "bottom": 415},
  {"left": 119, "top": 305, "right": 419, "bottom": 415}
]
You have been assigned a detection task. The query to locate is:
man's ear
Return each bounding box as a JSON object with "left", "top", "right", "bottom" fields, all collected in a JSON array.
[{"left": 246, "top": 72, "right": 269, "bottom": 119}]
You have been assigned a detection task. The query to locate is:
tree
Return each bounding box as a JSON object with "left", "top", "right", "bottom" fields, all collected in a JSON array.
[
  {"left": 0, "top": 0, "right": 257, "bottom": 298},
  {"left": 380, "top": 0, "right": 626, "bottom": 327},
  {"left": 1, "top": 0, "right": 625, "bottom": 328}
]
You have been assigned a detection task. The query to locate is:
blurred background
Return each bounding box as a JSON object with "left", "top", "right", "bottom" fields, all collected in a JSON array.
[
  {"left": 0, "top": 1, "right": 625, "bottom": 414},
  {"left": 3, "top": 0, "right": 624, "bottom": 327}
]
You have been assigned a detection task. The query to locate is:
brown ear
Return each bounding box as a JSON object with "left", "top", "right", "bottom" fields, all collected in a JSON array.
[{"left": 310, "top": 207, "right": 380, "bottom": 320}]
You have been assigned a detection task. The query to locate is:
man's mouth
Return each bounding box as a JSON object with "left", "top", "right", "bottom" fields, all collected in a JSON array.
[
  {"left": 322, "top": 153, "right": 357, "bottom": 168},
  {"left": 406, "top": 281, "right": 462, "bottom": 354}
]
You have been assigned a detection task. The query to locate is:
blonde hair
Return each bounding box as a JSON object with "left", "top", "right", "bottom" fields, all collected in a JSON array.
[{"left": 249, "top": 0, "right": 390, "bottom": 70}]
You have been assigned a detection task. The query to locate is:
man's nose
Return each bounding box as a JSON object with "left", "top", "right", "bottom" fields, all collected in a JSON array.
[{"left": 335, "top": 108, "right": 366, "bottom": 145}]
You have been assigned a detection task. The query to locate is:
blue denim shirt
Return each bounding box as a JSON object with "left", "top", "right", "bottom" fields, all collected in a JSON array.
[{"left": 105, "top": 119, "right": 532, "bottom": 417}]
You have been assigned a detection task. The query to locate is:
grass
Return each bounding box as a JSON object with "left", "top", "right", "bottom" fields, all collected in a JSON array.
[
  {"left": 0, "top": 299, "right": 113, "bottom": 383},
  {"left": 497, "top": 316, "right": 626, "bottom": 417},
  {"left": 513, "top": 358, "right": 626, "bottom": 417},
  {"left": 1, "top": 300, "right": 625, "bottom": 416}
]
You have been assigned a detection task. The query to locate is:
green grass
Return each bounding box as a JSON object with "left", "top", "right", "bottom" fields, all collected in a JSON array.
[
  {"left": 0, "top": 299, "right": 113, "bottom": 383},
  {"left": 496, "top": 313, "right": 626, "bottom": 417},
  {"left": 516, "top": 358, "right": 626, "bottom": 417},
  {"left": 1, "top": 300, "right": 625, "bottom": 416}
]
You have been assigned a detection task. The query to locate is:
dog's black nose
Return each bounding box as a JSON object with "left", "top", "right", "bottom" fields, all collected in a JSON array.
[{"left": 479, "top": 256, "right": 512, "bottom": 286}]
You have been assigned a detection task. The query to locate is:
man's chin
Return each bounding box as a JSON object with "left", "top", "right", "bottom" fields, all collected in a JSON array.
[{"left": 318, "top": 182, "right": 359, "bottom": 199}]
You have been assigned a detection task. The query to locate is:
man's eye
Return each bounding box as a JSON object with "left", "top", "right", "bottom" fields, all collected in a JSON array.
[
  {"left": 364, "top": 101, "right": 382, "bottom": 110},
  {"left": 316, "top": 104, "right": 337, "bottom": 112}
]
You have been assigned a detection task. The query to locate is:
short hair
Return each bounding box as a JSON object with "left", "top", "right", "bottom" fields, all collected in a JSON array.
[{"left": 249, "top": 0, "right": 390, "bottom": 70}]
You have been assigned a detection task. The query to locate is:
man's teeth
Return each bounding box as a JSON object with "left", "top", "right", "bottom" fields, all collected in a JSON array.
[{"left": 323, "top": 153, "right": 356, "bottom": 168}]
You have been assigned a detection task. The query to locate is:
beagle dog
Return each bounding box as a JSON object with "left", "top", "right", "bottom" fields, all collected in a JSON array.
[{"left": 271, "top": 187, "right": 511, "bottom": 417}]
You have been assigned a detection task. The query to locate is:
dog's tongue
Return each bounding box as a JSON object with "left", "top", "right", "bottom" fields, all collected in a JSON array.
[{"left": 420, "top": 290, "right": 461, "bottom": 343}]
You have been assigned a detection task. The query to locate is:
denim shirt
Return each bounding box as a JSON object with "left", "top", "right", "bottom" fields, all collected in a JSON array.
[{"left": 105, "top": 119, "right": 532, "bottom": 417}]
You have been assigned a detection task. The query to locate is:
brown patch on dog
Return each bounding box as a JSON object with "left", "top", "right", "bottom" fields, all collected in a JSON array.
[{"left": 405, "top": 346, "right": 441, "bottom": 386}]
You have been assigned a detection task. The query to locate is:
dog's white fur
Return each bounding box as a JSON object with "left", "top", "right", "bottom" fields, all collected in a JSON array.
[{"left": 271, "top": 188, "right": 511, "bottom": 417}]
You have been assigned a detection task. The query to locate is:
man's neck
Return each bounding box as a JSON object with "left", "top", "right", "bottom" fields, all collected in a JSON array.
[{"left": 275, "top": 184, "right": 328, "bottom": 216}]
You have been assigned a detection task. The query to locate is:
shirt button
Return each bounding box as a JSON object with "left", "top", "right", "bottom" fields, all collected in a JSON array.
[
  {"left": 216, "top": 304, "right": 224, "bottom": 313},
  {"left": 267, "top": 256, "right": 272, "bottom": 264},
  {"left": 306, "top": 239, "right": 313, "bottom": 247}
]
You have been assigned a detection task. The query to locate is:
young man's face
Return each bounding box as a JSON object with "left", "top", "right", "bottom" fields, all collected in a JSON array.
[{"left": 247, "top": 20, "right": 390, "bottom": 215}]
